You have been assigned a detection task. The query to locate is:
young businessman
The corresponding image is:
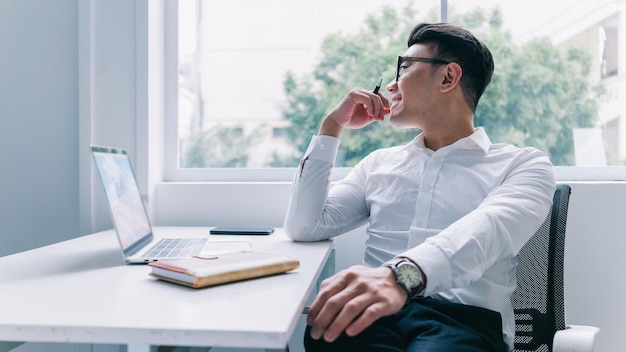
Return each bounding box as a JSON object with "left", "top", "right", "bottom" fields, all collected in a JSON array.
[{"left": 283, "top": 23, "right": 556, "bottom": 351}]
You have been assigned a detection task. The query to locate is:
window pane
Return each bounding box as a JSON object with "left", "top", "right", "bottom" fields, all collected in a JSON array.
[
  {"left": 178, "top": 0, "right": 624, "bottom": 168},
  {"left": 177, "top": 0, "right": 439, "bottom": 168},
  {"left": 451, "top": 0, "right": 624, "bottom": 167}
]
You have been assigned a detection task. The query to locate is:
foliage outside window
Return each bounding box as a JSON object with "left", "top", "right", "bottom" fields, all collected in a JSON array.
[{"left": 177, "top": 1, "right": 620, "bottom": 170}]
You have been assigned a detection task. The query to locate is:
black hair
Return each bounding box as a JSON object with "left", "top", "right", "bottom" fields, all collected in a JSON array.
[{"left": 408, "top": 23, "right": 494, "bottom": 112}]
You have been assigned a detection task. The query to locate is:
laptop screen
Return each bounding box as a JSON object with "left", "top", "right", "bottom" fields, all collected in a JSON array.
[{"left": 91, "top": 146, "right": 152, "bottom": 251}]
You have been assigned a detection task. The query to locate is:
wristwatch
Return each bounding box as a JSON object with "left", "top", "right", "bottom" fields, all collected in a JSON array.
[{"left": 383, "top": 258, "right": 425, "bottom": 296}]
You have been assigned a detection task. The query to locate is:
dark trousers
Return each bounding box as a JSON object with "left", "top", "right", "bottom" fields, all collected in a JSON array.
[{"left": 304, "top": 297, "right": 508, "bottom": 352}]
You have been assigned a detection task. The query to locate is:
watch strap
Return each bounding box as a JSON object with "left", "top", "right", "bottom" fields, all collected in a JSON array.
[{"left": 383, "top": 258, "right": 425, "bottom": 296}]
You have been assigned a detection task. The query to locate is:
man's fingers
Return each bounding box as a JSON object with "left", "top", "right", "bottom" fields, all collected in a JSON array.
[
  {"left": 320, "top": 290, "right": 379, "bottom": 342},
  {"left": 349, "top": 88, "right": 387, "bottom": 122},
  {"left": 306, "top": 265, "right": 406, "bottom": 342},
  {"left": 307, "top": 269, "right": 367, "bottom": 339},
  {"left": 365, "top": 92, "right": 387, "bottom": 120},
  {"left": 306, "top": 271, "right": 350, "bottom": 324},
  {"left": 310, "top": 292, "right": 351, "bottom": 340},
  {"left": 345, "top": 301, "right": 391, "bottom": 337}
]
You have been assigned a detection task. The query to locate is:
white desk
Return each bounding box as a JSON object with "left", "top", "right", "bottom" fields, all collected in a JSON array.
[{"left": 0, "top": 227, "right": 334, "bottom": 351}]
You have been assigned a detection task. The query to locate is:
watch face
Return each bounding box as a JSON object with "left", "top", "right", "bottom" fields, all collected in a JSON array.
[{"left": 397, "top": 263, "right": 421, "bottom": 288}]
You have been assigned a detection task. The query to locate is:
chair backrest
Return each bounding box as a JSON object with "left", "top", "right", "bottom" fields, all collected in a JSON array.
[{"left": 511, "top": 184, "right": 571, "bottom": 352}]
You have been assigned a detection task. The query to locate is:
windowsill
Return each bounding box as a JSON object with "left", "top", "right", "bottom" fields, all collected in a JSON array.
[
  {"left": 161, "top": 166, "right": 626, "bottom": 183},
  {"left": 152, "top": 179, "right": 626, "bottom": 229},
  {"left": 554, "top": 166, "right": 626, "bottom": 181},
  {"left": 153, "top": 166, "right": 626, "bottom": 227}
]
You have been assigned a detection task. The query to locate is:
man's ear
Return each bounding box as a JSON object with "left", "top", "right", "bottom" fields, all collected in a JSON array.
[{"left": 440, "top": 62, "right": 462, "bottom": 93}]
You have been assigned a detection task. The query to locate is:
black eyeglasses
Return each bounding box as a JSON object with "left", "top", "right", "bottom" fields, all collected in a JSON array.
[{"left": 395, "top": 56, "right": 450, "bottom": 82}]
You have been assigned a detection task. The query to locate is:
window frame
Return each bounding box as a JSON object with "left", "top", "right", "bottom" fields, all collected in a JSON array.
[{"left": 162, "top": 0, "right": 626, "bottom": 182}]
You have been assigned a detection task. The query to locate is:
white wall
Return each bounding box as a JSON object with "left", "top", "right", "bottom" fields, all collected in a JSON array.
[
  {"left": 79, "top": 0, "right": 141, "bottom": 234},
  {"left": 564, "top": 183, "right": 626, "bottom": 352},
  {"left": 0, "top": 0, "right": 140, "bottom": 257},
  {"left": 1, "top": 1, "right": 625, "bottom": 352},
  {"left": 0, "top": 0, "right": 80, "bottom": 257}
]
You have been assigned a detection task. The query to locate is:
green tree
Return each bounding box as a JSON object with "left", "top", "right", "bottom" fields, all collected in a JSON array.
[
  {"left": 279, "top": 3, "right": 599, "bottom": 167},
  {"left": 472, "top": 8, "right": 599, "bottom": 165},
  {"left": 182, "top": 125, "right": 260, "bottom": 168},
  {"left": 278, "top": 3, "right": 423, "bottom": 167}
]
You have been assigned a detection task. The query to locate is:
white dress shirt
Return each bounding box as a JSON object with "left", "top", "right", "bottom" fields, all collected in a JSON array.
[{"left": 283, "top": 127, "right": 556, "bottom": 350}]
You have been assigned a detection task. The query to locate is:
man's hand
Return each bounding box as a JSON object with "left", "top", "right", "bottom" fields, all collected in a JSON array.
[
  {"left": 306, "top": 265, "right": 407, "bottom": 343},
  {"left": 319, "top": 87, "right": 390, "bottom": 138}
]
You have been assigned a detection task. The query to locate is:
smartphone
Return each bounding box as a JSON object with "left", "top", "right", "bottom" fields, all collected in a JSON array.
[{"left": 209, "top": 227, "right": 275, "bottom": 235}]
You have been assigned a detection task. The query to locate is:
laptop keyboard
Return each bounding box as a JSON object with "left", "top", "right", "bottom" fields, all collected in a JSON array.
[{"left": 145, "top": 238, "right": 208, "bottom": 259}]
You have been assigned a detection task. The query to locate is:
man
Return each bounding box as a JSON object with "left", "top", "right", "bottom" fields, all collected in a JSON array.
[{"left": 284, "top": 23, "right": 555, "bottom": 352}]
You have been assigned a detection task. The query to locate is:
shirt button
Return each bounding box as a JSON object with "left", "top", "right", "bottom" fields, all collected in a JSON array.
[{"left": 423, "top": 186, "right": 431, "bottom": 191}]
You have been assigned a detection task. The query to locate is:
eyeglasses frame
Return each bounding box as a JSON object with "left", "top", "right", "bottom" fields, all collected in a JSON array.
[{"left": 395, "top": 56, "right": 451, "bottom": 82}]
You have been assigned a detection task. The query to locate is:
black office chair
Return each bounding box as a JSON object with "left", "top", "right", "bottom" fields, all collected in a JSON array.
[{"left": 511, "top": 184, "right": 598, "bottom": 352}]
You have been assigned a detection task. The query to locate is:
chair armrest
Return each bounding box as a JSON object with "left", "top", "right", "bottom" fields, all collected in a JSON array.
[{"left": 553, "top": 325, "right": 600, "bottom": 352}]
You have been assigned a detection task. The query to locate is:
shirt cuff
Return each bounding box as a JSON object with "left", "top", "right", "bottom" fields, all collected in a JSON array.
[
  {"left": 400, "top": 242, "right": 452, "bottom": 297},
  {"left": 303, "top": 135, "right": 340, "bottom": 164}
]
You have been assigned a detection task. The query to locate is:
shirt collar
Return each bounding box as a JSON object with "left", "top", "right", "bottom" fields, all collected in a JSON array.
[{"left": 406, "top": 127, "right": 492, "bottom": 155}]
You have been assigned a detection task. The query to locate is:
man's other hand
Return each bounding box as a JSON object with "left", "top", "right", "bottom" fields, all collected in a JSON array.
[{"left": 306, "top": 264, "right": 407, "bottom": 342}]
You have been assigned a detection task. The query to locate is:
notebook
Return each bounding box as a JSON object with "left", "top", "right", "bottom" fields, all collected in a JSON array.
[
  {"left": 90, "top": 145, "right": 235, "bottom": 264},
  {"left": 148, "top": 251, "right": 300, "bottom": 288}
]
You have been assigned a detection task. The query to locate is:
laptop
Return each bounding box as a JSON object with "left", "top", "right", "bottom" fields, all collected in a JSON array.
[{"left": 91, "top": 145, "right": 213, "bottom": 264}]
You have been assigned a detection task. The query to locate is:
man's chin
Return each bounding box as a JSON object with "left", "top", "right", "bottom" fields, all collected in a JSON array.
[{"left": 389, "top": 115, "right": 411, "bottom": 129}]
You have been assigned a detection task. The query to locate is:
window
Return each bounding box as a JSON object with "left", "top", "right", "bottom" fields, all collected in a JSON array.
[
  {"left": 599, "top": 24, "right": 619, "bottom": 79},
  {"left": 166, "top": 0, "right": 626, "bottom": 181}
]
